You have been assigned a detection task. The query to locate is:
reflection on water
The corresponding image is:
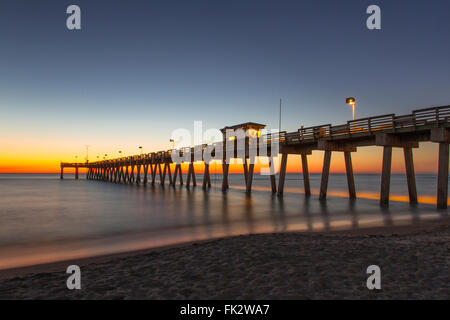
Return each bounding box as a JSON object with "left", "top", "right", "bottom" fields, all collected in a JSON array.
[{"left": 0, "top": 173, "right": 447, "bottom": 269}]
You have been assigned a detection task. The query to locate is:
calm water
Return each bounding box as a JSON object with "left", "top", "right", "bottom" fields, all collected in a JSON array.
[{"left": 0, "top": 173, "right": 447, "bottom": 269}]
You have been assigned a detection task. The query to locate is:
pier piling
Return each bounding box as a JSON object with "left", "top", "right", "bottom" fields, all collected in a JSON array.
[
  {"left": 344, "top": 151, "right": 356, "bottom": 199},
  {"left": 380, "top": 146, "right": 392, "bottom": 207},
  {"left": 403, "top": 147, "right": 418, "bottom": 204},
  {"left": 277, "top": 153, "right": 288, "bottom": 196},
  {"left": 319, "top": 151, "right": 332, "bottom": 200},
  {"left": 301, "top": 154, "right": 311, "bottom": 196},
  {"left": 437, "top": 143, "right": 449, "bottom": 209}
]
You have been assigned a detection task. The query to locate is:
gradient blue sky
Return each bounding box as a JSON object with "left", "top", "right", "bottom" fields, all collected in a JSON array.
[{"left": 1, "top": 0, "right": 450, "bottom": 167}]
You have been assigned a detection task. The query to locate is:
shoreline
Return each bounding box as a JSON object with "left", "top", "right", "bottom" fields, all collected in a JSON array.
[
  {"left": 0, "top": 217, "right": 448, "bottom": 299},
  {"left": 1, "top": 215, "right": 448, "bottom": 281}
]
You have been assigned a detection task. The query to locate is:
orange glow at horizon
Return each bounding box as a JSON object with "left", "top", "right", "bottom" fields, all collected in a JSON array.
[{"left": 0, "top": 142, "right": 441, "bottom": 174}]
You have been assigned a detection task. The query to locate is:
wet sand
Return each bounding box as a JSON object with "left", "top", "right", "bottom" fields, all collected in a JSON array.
[{"left": 0, "top": 217, "right": 449, "bottom": 299}]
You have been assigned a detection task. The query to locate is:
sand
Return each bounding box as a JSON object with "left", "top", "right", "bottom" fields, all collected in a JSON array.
[{"left": 0, "top": 218, "right": 449, "bottom": 300}]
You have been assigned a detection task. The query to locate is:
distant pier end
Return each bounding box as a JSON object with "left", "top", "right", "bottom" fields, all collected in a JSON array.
[{"left": 60, "top": 162, "right": 87, "bottom": 180}]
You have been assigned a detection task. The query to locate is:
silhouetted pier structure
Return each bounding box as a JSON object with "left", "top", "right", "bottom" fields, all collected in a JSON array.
[{"left": 61, "top": 105, "right": 450, "bottom": 209}]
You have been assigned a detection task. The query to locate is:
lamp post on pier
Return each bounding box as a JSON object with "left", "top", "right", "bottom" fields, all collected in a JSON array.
[{"left": 346, "top": 97, "right": 356, "bottom": 121}]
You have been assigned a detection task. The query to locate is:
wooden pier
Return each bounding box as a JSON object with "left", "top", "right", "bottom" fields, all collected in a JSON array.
[{"left": 61, "top": 105, "right": 450, "bottom": 209}]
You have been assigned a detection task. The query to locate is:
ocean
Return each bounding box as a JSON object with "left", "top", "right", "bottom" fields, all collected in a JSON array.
[{"left": 0, "top": 173, "right": 446, "bottom": 269}]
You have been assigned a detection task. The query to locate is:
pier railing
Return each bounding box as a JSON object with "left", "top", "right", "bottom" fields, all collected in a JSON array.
[
  {"left": 413, "top": 106, "right": 450, "bottom": 126},
  {"left": 270, "top": 105, "right": 450, "bottom": 144}
]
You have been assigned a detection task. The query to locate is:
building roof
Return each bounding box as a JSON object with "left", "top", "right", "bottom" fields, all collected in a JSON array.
[{"left": 220, "top": 122, "right": 266, "bottom": 132}]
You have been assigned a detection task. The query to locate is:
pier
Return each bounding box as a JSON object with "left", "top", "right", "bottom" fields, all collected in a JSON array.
[{"left": 61, "top": 105, "right": 450, "bottom": 209}]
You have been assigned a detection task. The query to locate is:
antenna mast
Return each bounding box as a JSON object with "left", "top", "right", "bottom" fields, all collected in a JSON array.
[
  {"left": 85, "top": 145, "right": 91, "bottom": 163},
  {"left": 278, "top": 98, "right": 282, "bottom": 132}
]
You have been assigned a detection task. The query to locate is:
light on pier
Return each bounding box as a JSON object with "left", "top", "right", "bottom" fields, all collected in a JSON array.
[{"left": 346, "top": 97, "right": 356, "bottom": 121}]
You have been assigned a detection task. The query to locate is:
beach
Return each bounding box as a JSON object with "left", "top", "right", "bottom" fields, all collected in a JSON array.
[{"left": 0, "top": 217, "right": 448, "bottom": 300}]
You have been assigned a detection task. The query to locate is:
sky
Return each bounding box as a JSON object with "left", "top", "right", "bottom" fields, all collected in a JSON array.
[{"left": 0, "top": 0, "right": 449, "bottom": 173}]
